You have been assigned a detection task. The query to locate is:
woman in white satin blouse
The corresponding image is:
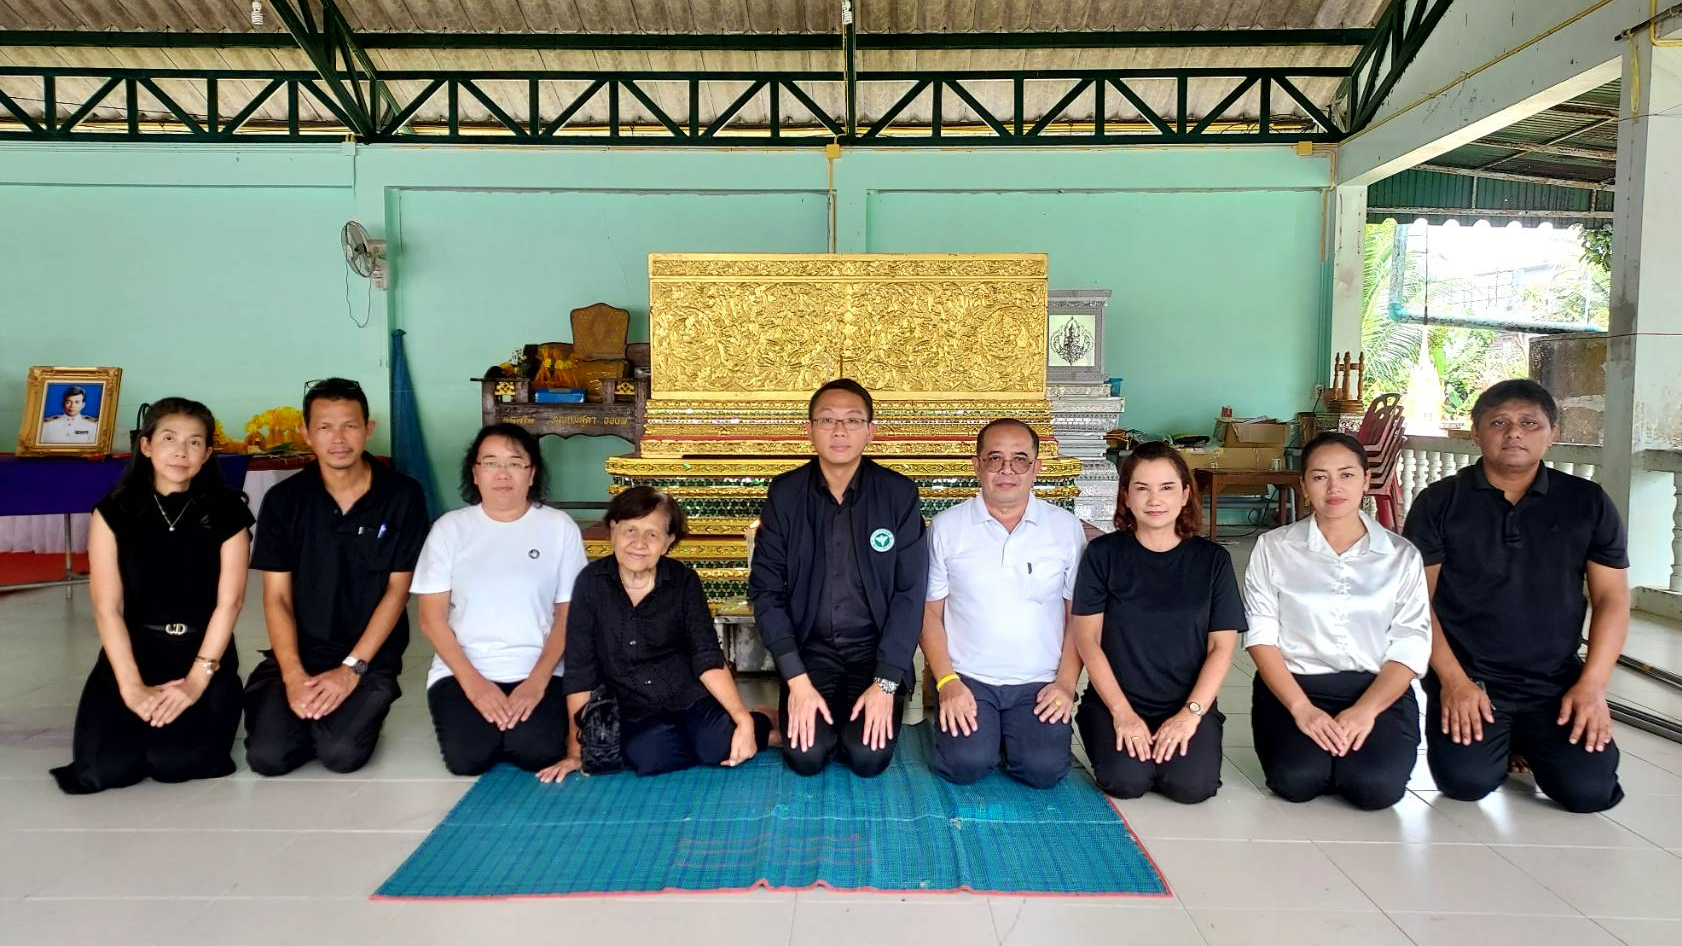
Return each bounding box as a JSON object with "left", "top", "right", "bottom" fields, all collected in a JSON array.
[{"left": 1242, "top": 431, "right": 1432, "bottom": 810}]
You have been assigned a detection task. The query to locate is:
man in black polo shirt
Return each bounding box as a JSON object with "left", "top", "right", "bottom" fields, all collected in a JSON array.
[
  {"left": 243, "top": 378, "right": 430, "bottom": 775},
  {"left": 750, "top": 379, "right": 928, "bottom": 777},
  {"left": 1404, "top": 379, "right": 1628, "bottom": 813}
]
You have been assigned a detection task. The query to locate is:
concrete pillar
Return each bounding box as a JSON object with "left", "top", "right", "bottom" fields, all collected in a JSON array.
[
  {"left": 1326, "top": 185, "right": 1369, "bottom": 387},
  {"left": 1603, "top": 27, "right": 1682, "bottom": 592}
]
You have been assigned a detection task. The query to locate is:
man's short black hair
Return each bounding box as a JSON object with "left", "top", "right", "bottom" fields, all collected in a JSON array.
[
  {"left": 1471, "top": 379, "right": 1558, "bottom": 428},
  {"left": 808, "top": 378, "right": 874, "bottom": 421},
  {"left": 62, "top": 385, "right": 86, "bottom": 406},
  {"left": 974, "top": 417, "right": 1040, "bottom": 456},
  {"left": 303, "top": 377, "right": 370, "bottom": 425}
]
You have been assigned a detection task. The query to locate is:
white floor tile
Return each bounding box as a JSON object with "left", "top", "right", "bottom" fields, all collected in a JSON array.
[
  {"left": 148, "top": 777, "right": 366, "bottom": 831},
  {"left": 1388, "top": 912, "right": 1624, "bottom": 945},
  {"left": 1271, "top": 791, "right": 1477, "bottom": 843},
  {"left": 1190, "top": 908, "right": 1412, "bottom": 945},
  {"left": 1112, "top": 784, "right": 1309, "bottom": 842},
  {"left": 0, "top": 830, "right": 107, "bottom": 897},
  {"left": 31, "top": 829, "right": 295, "bottom": 898},
  {"left": 791, "top": 897, "right": 996, "bottom": 946},
  {"left": 1590, "top": 917, "right": 1682, "bottom": 946},
  {"left": 1419, "top": 791, "right": 1659, "bottom": 848},
  {"left": 0, "top": 897, "right": 213, "bottom": 946},
  {"left": 227, "top": 831, "right": 428, "bottom": 897},
  {"left": 1495, "top": 845, "right": 1682, "bottom": 920},
  {"left": 1143, "top": 839, "right": 1377, "bottom": 912},
  {"left": 989, "top": 900, "right": 1203, "bottom": 945},
  {"left": 1318, "top": 841, "right": 1578, "bottom": 916}
]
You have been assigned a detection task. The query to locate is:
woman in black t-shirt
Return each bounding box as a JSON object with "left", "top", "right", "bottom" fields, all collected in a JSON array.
[
  {"left": 1071, "top": 442, "right": 1245, "bottom": 803},
  {"left": 50, "top": 398, "right": 253, "bottom": 795}
]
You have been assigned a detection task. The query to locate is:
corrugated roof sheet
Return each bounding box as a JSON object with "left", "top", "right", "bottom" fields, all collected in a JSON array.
[
  {"left": 1369, "top": 168, "right": 1613, "bottom": 230},
  {"left": 0, "top": 1, "right": 1389, "bottom": 34}
]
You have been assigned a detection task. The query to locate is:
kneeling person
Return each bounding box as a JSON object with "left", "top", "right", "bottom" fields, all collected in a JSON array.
[
  {"left": 1404, "top": 380, "right": 1627, "bottom": 813},
  {"left": 1072, "top": 442, "right": 1243, "bottom": 804},
  {"left": 923, "top": 419, "right": 1086, "bottom": 789},
  {"left": 540, "top": 487, "right": 772, "bottom": 782},
  {"left": 749, "top": 379, "right": 928, "bottom": 778},
  {"left": 413, "top": 424, "right": 587, "bottom": 776},
  {"left": 244, "top": 379, "right": 429, "bottom": 776},
  {"left": 1244, "top": 433, "right": 1431, "bottom": 811}
]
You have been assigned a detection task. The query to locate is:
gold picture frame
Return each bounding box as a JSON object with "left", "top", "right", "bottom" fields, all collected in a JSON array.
[{"left": 16, "top": 366, "right": 124, "bottom": 457}]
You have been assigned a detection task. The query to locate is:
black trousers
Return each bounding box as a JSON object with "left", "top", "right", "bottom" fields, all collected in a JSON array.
[
  {"left": 427, "top": 674, "right": 568, "bottom": 776},
  {"left": 779, "top": 646, "right": 907, "bottom": 778},
  {"left": 51, "top": 627, "right": 242, "bottom": 795},
  {"left": 621, "top": 696, "right": 773, "bottom": 776},
  {"left": 1423, "top": 678, "right": 1623, "bottom": 813},
  {"left": 1077, "top": 699, "right": 1225, "bottom": 804},
  {"left": 242, "top": 655, "right": 401, "bottom": 776},
  {"left": 1252, "top": 670, "right": 1420, "bottom": 811}
]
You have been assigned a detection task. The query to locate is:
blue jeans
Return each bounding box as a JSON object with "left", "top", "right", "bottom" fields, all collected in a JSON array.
[{"left": 932, "top": 675, "right": 1072, "bottom": 789}]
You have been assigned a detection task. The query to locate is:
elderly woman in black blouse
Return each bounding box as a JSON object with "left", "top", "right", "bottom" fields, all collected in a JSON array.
[{"left": 539, "top": 487, "right": 774, "bottom": 782}]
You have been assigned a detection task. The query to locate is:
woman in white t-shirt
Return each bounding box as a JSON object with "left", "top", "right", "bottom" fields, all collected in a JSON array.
[{"left": 412, "top": 423, "right": 587, "bottom": 776}]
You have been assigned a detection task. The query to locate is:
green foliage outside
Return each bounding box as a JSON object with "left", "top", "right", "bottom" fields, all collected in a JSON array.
[{"left": 1359, "top": 221, "right": 1611, "bottom": 421}]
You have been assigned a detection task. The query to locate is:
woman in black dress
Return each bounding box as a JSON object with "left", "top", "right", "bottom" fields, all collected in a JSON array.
[{"left": 50, "top": 398, "right": 253, "bottom": 794}]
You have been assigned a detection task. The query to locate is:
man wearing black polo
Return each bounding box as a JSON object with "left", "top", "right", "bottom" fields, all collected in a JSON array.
[
  {"left": 243, "top": 378, "right": 430, "bottom": 775},
  {"left": 1404, "top": 379, "right": 1628, "bottom": 813},
  {"left": 750, "top": 378, "right": 928, "bottom": 777}
]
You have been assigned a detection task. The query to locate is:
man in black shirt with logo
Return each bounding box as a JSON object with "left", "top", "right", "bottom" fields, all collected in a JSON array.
[
  {"left": 243, "top": 378, "right": 430, "bottom": 775},
  {"left": 1404, "top": 380, "right": 1628, "bottom": 813},
  {"left": 750, "top": 379, "right": 928, "bottom": 777}
]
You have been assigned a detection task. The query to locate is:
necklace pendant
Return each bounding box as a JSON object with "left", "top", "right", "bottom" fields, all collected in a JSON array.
[{"left": 168, "top": 526, "right": 175, "bottom": 532}]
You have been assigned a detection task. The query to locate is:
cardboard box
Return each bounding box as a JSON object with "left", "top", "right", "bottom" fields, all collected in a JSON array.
[
  {"left": 1179, "top": 447, "right": 1284, "bottom": 472},
  {"left": 1215, "top": 418, "right": 1290, "bottom": 448}
]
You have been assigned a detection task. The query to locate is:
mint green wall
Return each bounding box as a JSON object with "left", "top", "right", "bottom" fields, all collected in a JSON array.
[
  {"left": 0, "top": 179, "right": 375, "bottom": 453},
  {"left": 0, "top": 143, "right": 1331, "bottom": 508}
]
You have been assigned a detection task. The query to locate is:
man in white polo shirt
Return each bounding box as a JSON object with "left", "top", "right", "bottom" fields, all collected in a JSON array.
[{"left": 921, "top": 418, "right": 1088, "bottom": 788}]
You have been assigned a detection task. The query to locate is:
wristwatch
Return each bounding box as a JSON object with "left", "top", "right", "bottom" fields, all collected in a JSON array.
[
  {"left": 1186, "top": 701, "right": 1206, "bottom": 718},
  {"left": 873, "top": 677, "right": 900, "bottom": 695},
  {"left": 341, "top": 656, "right": 370, "bottom": 677}
]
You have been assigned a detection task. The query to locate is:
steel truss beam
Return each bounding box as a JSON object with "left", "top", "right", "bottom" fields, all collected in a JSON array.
[
  {"left": 0, "top": 29, "right": 1375, "bottom": 52},
  {"left": 267, "top": 0, "right": 395, "bottom": 138},
  {"left": 0, "top": 66, "right": 1347, "bottom": 145},
  {"left": 1335, "top": 0, "right": 1456, "bottom": 133}
]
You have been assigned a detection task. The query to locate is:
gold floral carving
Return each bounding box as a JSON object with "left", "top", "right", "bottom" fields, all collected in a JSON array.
[
  {"left": 649, "top": 254, "right": 1049, "bottom": 400},
  {"left": 607, "top": 456, "right": 1085, "bottom": 480},
  {"left": 647, "top": 399, "right": 1054, "bottom": 417},
  {"left": 585, "top": 539, "right": 748, "bottom": 560},
  {"left": 638, "top": 438, "right": 1064, "bottom": 459},
  {"left": 650, "top": 254, "right": 1047, "bottom": 280}
]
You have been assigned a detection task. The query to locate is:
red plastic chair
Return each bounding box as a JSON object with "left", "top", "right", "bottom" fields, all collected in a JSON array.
[{"left": 1364, "top": 408, "right": 1407, "bottom": 528}]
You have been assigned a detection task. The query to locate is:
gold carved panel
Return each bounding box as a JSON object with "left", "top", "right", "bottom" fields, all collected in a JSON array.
[{"left": 649, "top": 254, "right": 1048, "bottom": 401}]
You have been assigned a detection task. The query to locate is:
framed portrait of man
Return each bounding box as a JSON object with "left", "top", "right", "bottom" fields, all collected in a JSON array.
[{"left": 16, "top": 366, "right": 123, "bottom": 456}]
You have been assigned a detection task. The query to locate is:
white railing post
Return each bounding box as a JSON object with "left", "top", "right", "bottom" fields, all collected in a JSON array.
[{"left": 1671, "top": 471, "right": 1682, "bottom": 593}]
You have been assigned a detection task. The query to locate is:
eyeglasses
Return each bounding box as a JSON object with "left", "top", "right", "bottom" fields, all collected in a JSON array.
[
  {"left": 477, "top": 459, "right": 531, "bottom": 473},
  {"left": 980, "top": 455, "right": 1035, "bottom": 474},
  {"left": 811, "top": 417, "right": 869, "bottom": 431}
]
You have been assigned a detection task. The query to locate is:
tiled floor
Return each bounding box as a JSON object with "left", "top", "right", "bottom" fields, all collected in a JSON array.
[{"left": 4, "top": 566, "right": 1682, "bottom": 946}]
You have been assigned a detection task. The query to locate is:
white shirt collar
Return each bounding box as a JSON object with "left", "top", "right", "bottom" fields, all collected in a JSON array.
[
  {"left": 969, "top": 493, "right": 1042, "bottom": 529},
  {"left": 1285, "top": 509, "right": 1396, "bottom": 557}
]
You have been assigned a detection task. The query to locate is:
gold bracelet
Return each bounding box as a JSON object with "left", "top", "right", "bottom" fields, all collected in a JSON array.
[{"left": 935, "top": 673, "right": 960, "bottom": 692}]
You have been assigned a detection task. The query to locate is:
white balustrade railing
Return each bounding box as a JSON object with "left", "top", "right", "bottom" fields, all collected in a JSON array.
[
  {"left": 1399, "top": 438, "right": 1682, "bottom": 595},
  {"left": 1398, "top": 436, "right": 1604, "bottom": 521},
  {"left": 1641, "top": 449, "right": 1682, "bottom": 593}
]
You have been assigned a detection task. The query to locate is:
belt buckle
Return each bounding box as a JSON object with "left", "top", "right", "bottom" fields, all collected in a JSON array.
[{"left": 163, "top": 623, "right": 188, "bottom": 636}]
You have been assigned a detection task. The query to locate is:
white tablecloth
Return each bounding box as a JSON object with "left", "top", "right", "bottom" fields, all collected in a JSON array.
[{"left": 0, "top": 468, "right": 298, "bottom": 553}]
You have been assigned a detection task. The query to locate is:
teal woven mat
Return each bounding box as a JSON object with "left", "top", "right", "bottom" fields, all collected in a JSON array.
[{"left": 376, "top": 723, "right": 1167, "bottom": 897}]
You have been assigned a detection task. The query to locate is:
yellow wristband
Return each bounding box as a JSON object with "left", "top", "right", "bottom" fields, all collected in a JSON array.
[{"left": 935, "top": 673, "right": 960, "bottom": 692}]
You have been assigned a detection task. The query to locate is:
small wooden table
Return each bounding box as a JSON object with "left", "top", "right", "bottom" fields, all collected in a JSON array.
[{"left": 1194, "top": 468, "right": 1305, "bottom": 542}]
